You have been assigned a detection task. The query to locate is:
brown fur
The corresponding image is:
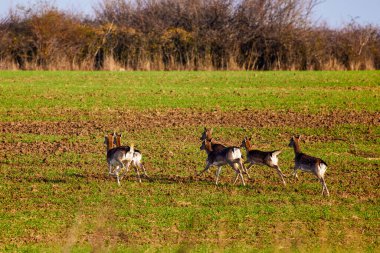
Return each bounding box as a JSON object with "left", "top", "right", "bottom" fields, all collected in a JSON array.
[
  {"left": 288, "top": 135, "right": 329, "bottom": 196},
  {"left": 104, "top": 133, "right": 115, "bottom": 152},
  {"left": 199, "top": 127, "right": 226, "bottom": 152},
  {"left": 241, "top": 137, "right": 286, "bottom": 185},
  {"left": 115, "top": 133, "right": 122, "bottom": 147},
  {"left": 199, "top": 139, "right": 246, "bottom": 186}
]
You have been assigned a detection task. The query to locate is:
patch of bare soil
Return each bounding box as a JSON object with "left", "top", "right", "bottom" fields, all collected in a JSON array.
[
  {"left": 1, "top": 109, "right": 378, "bottom": 157},
  {"left": 0, "top": 140, "right": 98, "bottom": 156},
  {"left": 1, "top": 109, "right": 379, "bottom": 136}
]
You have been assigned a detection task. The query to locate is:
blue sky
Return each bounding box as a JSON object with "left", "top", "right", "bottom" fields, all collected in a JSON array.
[
  {"left": 312, "top": 0, "right": 380, "bottom": 27},
  {"left": 1, "top": 0, "right": 380, "bottom": 27}
]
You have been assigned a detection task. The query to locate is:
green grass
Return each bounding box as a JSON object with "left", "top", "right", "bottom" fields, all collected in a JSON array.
[
  {"left": 0, "top": 71, "right": 379, "bottom": 252},
  {"left": 0, "top": 71, "right": 379, "bottom": 121}
]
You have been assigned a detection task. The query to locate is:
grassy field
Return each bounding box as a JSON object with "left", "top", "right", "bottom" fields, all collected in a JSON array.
[{"left": 0, "top": 71, "right": 379, "bottom": 252}]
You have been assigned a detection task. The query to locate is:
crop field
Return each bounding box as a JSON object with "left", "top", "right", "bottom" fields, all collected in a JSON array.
[{"left": 0, "top": 71, "right": 379, "bottom": 252}]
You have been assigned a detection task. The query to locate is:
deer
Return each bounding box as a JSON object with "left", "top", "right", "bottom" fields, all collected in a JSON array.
[
  {"left": 113, "top": 132, "right": 148, "bottom": 179},
  {"left": 199, "top": 127, "right": 251, "bottom": 178},
  {"left": 114, "top": 132, "right": 148, "bottom": 178},
  {"left": 103, "top": 132, "right": 126, "bottom": 175},
  {"left": 199, "top": 127, "right": 226, "bottom": 152},
  {"left": 288, "top": 135, "right": 329, "bottom": 196},
  {"left": 103, "top": 132, "right": 148, "bottom": 186},
  {"left": 198, "top": 138, "right": 246, "bottom": 186},
  {"left": 240, "top": 137, "right": 286, "bottom": 185}
]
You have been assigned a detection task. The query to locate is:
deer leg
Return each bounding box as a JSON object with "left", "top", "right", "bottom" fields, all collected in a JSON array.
[
  {"left": 231, "top": 162, "right": 245, "bottom": 186},
  {"left": 240, "top": 159, "right": 251, "bottom": 179},
  {"left": 114, "top": 165, "right": 120, "bottom": 177},
  {"left": 134, "top": 163, "right": 142, "bottom": 183},
  {"left": 237, "top": 162, "right": 246, "bottom": 186},
  {"left": 116, "top": 173, "right": 121, "bottom": 186},
  {"left": 120, "top": 160, "right": 132, "bottom": 180},
  {"left": 139, "top": 162, "right": 149, "bottom": 178},
  {"left": 315, "top": 171, "right": 329, "bottom": 197},
  {"left": 108, "top": 164, "right": 112, "bottom": 175},
  {"left": 274, "top": 165, "right": 286, "bottom": 186},
  {"left": 125, "top": 160, "right": 131, "bottom": 173},
  {"left": 320, "top": 179, "right": 325, "bottom": 195},
  {"left": 198, "top": 162, "right": 211, "bottom": 176},
  {"left": 233, "top": 171, "right": 240, "bottom": 185},
  {"left": 246, "top": 162, "right": 254, "bottom": 171},
  {"left": 318, "top": 176, "right": 325, "bottom": 196},
  {"left": 114, "top": 161, "right": 124, "bottom": 186},
  {"left": 292, "top": 167, "right": 299, "bottom": 180},
  {"left": 215, "top": 166, "right": 222, "bottom": 185},
  {"left": 108, "top": 163, "right": 115, "bottom": 175},
  {"left": 321, "top": 177, "right": 329, "bottom": 196},
  {"left": 109, "top": 165, "right": 118, "bottom": 178},
  {"left": 230, "top": 163, "right": 240, "bottom": 185}
]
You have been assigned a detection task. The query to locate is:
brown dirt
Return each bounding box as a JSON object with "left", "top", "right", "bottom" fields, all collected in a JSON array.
[
  {"left": 1, "top": 109, "right": 379, "bottom": 136},
  {"left": 1, "top": 109, "right": 378, "bottom": 157},
  {"left": 0, "top": 140, "right": 97, "bottom": 156}
]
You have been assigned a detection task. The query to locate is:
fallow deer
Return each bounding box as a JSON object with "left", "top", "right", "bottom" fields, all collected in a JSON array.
[
  {"left": 240, "top": 137, "right": 286, "bottom": 185},
  {"left": 104, "top": 133, "right": 147, "bottom": 185},
  {"left": 198, "top": 139, "right": 246, "bottom": 186},
  {"left": 113, "top": 132, "right": 148, "bottom": 180},
  {"left": 288, "top": 135, "right": 329, "bottom": 196},
  {"left": 199, "top": 127, "right": 250, "bottom": 178}
]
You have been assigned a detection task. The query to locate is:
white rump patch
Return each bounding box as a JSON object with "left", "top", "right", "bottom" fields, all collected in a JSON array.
[
  {"left": 133, "top": 152, "right": 142, "bottom": 163},
  {"left": 319, "top": 163, "right": 327, "bottom": 176},
  {"left": 124, "top": 151, "right": 134, "bottom": 161},
  {"left": 231, "top": 148, "right": 242, "bottom": 160},
  {"left": 270, "top": 155, "right": 279, "bottom": 165}
]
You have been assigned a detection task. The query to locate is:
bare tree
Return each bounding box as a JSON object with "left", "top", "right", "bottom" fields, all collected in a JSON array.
[{"left": 0, "top": 0, "right": 379, "bottom": 70}]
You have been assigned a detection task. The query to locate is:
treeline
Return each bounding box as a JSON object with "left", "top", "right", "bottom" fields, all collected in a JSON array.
[{"left": 1, "top": 0, "right": 379, "bottom": 70}]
